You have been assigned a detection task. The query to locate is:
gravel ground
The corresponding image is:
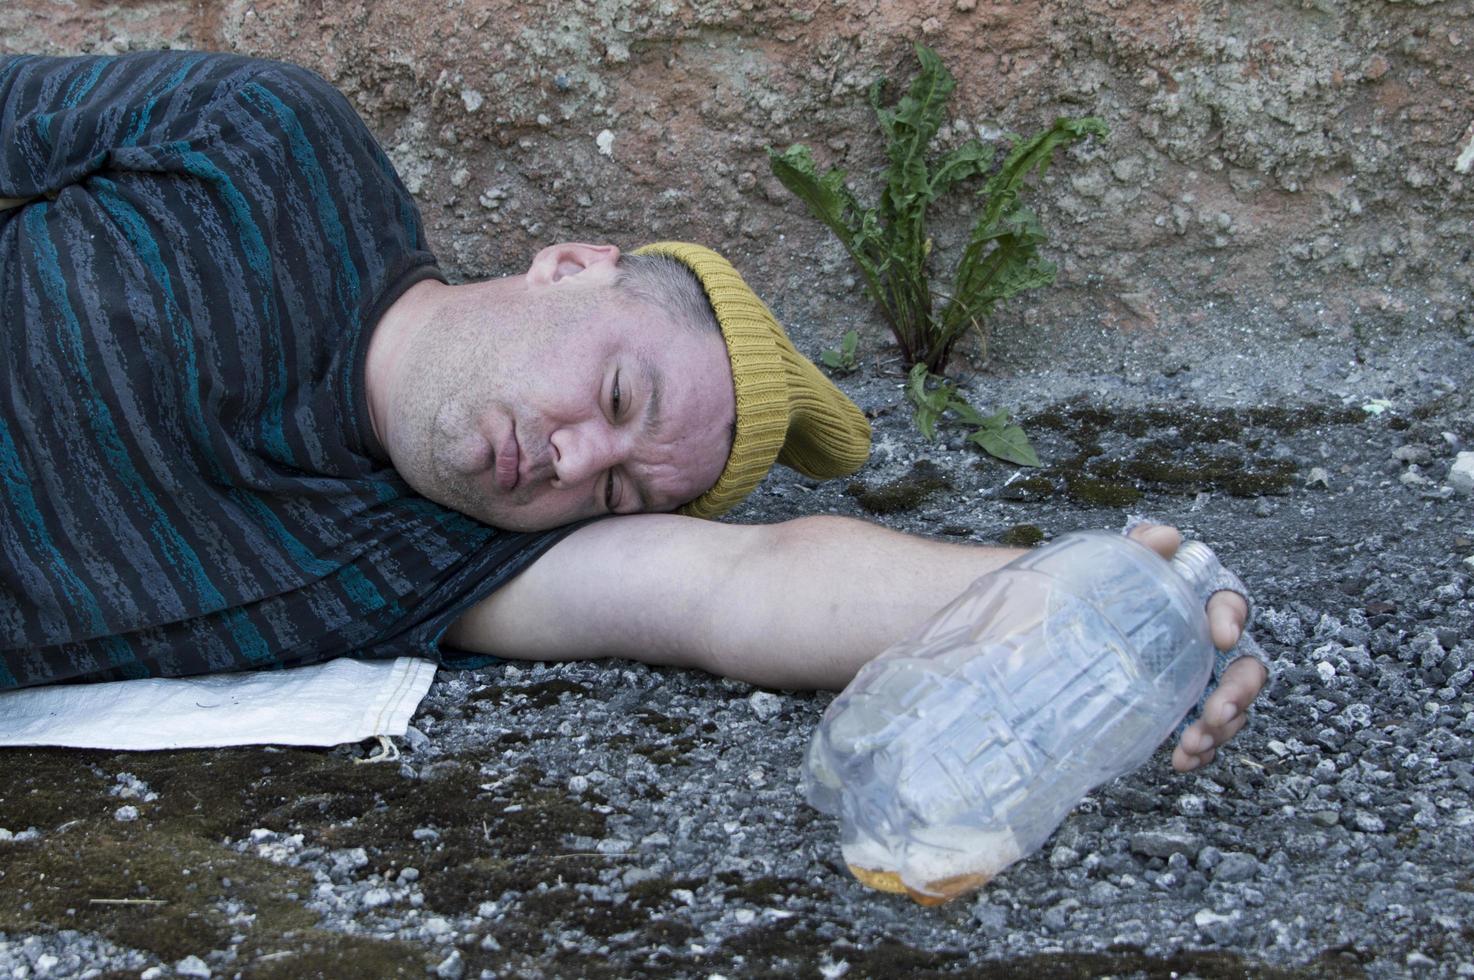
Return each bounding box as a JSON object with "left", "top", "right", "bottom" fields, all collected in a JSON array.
[{"left": 1, "top": 320, "right": 1472, "bottom": 979}]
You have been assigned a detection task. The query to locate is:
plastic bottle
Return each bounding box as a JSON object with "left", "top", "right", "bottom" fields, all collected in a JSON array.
[{"left": 803, "top": 529, "right": 1228, "bottom": 905}]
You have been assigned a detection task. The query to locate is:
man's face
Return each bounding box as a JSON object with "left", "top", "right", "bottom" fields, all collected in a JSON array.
[{"left": 383, "top": 262, "right": 735, "bottom": 532}]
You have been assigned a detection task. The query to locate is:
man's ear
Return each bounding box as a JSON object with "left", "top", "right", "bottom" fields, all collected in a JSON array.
[{"left": 526, "top": 243, "right": 621, "bottom": 286}]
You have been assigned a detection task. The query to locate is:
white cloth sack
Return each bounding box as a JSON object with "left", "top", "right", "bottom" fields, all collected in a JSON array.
[{"left": 0, "top": 657, "right": 437, "bottom": 750}]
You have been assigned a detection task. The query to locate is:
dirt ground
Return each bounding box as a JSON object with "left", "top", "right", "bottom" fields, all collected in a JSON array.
[{"left": 3, "top": 331, "right": 1472, "bottom": 976}]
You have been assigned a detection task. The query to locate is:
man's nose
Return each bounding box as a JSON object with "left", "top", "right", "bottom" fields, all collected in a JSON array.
[{"left": 548, "top": 422, "right": 621, "bottom": 488}]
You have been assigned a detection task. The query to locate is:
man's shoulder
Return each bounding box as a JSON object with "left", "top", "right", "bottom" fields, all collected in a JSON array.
[{"left": 0, "top": 50, "right": 359, "bottom": 140}]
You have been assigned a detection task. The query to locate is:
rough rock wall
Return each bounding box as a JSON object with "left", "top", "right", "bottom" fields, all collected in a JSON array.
[{"left": 4, "top": 0, "right": 1470, "bottom": 364}]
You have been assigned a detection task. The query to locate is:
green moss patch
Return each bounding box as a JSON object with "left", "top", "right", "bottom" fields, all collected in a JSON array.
[
  {"left": 847, "top": 460, "right": 954, "bottom": 514},
  {"left": 1000, "top": 524, "right": 1047, "bottom": 548}
]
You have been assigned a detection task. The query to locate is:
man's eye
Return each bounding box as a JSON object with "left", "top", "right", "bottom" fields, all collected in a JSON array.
[
  {"left": 605, "top": 470, "right": 617, "bottom": 511},
  {"left": 611, "top": 371, "right": 622, "bottom": 418}
]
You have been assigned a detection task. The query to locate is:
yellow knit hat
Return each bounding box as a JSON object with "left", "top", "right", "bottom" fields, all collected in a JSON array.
[{"left": 633, "top": 242, "right": 872, "bottom": 519}]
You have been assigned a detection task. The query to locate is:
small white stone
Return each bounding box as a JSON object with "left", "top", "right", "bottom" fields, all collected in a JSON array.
[
  {"left": 174, "top": 954, "right": 211, "bottom": 978},
  {"left": 113, "top": 805, "right": 140, "bottom": 823},
  {"left": 596, "top": 130, "right": 615, "bottom": 157},
  {"left": 1353, "top": 810, "right": 1386, "bottom": 833},
  {"left": 734, "top": 908, "right": 756, "bottom": 924},
  {"left": 362, "top": 887, "right": 394, "bottom": 909},
  {"left": 435, "top": 949, "right": 464, "bottom": 979},
  {"left": 748, "top": 691, "right": 782, "bottom": 721},
  {"left": 460, "top": 88, "right": 484, "bottom": 113},
  {"left": 1448, "top": 452, "right": 1474, "bottom": 494}
]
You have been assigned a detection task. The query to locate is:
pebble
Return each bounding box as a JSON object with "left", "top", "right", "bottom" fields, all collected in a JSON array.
[
  {"left": 402, "top": 726, "right": 432, "bottom": 754},
  {"left": 435, "top": 949, "right": 465, "bottom": 979},
  {"left": 972, "top": 900, "right": 1008, "bottom": 933},
  {"left": 1194, "top": 908, "right": 1243, "bottom": 944},
  {"left": 1048, "top": 845, "right": 1080, "bottom": 869},
  {"left": 174, "top": 954, "right": 211, "bottom": 978},
  {"left": 362, "top": 888, "right": 393, "bottom": 909},
  {"left": 110, "top": 772, "right": 159, "bottom": 802},
  {"left": 1393, "top": 444, "right": 1432, "bottom": 465},
  {"left": 1129, "top": 829, "right": 1203, "bottom": 859},
  {"left": 1212, "top": 852, "right": 1260, "bottom": 882},
  {"left": 113, "top": 805, "right": 139, "bottom": 823},
  {"left": 748, "top": 691, "right": 783, "bottom": 721},
  {"left": 1042, "top": 899, "right": 1079, "bottom": 930},
  {"left": 1448, "top": 452, "right": 1474, "bottom": 494},
  {"left": 1353, "top": 810, "right": 1387, "bottom": 833}
]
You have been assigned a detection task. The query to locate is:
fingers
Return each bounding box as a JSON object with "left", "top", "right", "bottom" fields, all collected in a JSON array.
[
  {"left": 1172, "top": 657, "right": 1267, "bottom": 772},
  {"left": 1212, "top": 656, "right": 1268, "bottom": 713},
  {"left": 1131, "top": 528, "right": 1248, "bottom": 650},
  {"left": 1125, "top": 523, "right": 1266, "bottom": 773},
  {"left": 1207, "top": 590, "right": 1249, "bottom": 650},
  {"left": 1128, "top": 522, "right": 1182, "bottom": 561}
]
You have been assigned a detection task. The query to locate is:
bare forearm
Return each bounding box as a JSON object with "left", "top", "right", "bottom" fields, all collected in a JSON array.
[{"left": 700, "top": 516, "right": 1020, "bottom": 689}]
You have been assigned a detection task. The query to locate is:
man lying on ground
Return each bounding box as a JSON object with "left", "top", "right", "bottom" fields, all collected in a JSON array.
[{"left": 0, "top": 50, "right": 1266, "bottom": 772}]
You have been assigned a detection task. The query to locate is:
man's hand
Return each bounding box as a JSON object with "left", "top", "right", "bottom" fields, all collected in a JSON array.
[{"left": 1127, "top": 523, "right": 1269, "bottom": 772}]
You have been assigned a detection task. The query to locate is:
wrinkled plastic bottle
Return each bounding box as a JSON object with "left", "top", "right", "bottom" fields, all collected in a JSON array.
[{"left": 803, "top": 530, "right": 1228, "bottom": 905}]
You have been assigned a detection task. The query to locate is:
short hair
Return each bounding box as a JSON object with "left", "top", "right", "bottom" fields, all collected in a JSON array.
[{"left": 613, "top": 252, "right": 721, "bottom": 337}]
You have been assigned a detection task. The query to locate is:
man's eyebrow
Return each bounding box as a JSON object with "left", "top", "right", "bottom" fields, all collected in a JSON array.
[{"left": 639, "top": 351, "right": 663, "bottom": 441}]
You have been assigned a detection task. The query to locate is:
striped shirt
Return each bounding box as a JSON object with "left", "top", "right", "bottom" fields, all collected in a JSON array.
[{"left": 0, "top": 51, "right": 579, "bottom": 689}]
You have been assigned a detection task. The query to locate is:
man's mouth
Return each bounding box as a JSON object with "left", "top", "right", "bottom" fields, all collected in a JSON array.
[{"left": 494, "top": 425, "right": 520, "bottom": 492}]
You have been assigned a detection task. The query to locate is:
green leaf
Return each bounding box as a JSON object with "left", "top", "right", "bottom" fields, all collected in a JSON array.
[
  {"left": 820, "top": 330, "right": 860, "bottom": 373},
  {"left": 906, "top": 364, "right": 951, "bottom": 441},
  {"left": 767, "top": 144, "right": 864, "bottom": 246},
  {"left": 970, "top": 424, "right": 1041, "bottom": 467},
  {"left": 929, "top": 139, "right": 994, "bottom": 198},
  {"left": 768, "top": 144, "right": 892, "bottom": 319},
  {"left": 950, "top": 397, "right": 1006, "bottom": 430}
]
